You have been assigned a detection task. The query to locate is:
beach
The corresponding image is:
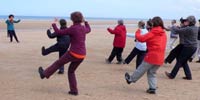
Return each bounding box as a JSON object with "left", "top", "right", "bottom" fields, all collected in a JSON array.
[{"left": 0, "top": 19, "right": 200, "bottom": 100}]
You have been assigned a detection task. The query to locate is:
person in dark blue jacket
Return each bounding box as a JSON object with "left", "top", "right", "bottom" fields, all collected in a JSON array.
[{"left": 41, "top": 19, "right": 70, "bottom": 74}]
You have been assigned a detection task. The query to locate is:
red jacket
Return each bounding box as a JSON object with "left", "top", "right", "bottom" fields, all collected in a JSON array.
[
  {"left": 136, "top": 26, "right": 167, "bottom": 66},
  {"left": 107, "top": 25, "right": 127, "bottom": 48}
]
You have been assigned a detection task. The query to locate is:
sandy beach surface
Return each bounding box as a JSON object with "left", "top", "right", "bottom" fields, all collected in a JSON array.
[{"left": 0, "top": 19, "right": 200, "bottom": 100}]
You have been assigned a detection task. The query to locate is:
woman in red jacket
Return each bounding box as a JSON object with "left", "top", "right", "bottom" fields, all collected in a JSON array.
[
  {"left": 106, "top": 20, "right": 127, "bottom": 64},
  {"left": 125, "top": 17, "right": 167, "bottom": 94}
]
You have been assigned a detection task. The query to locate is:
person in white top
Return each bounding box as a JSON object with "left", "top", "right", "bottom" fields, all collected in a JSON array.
[{"left": 124, "top": 21, "right": 148, "bottom": 68}]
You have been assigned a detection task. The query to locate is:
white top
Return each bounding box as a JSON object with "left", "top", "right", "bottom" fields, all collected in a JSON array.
[{"left": 127, "top": 29, "right": 148, "bottom": 51}]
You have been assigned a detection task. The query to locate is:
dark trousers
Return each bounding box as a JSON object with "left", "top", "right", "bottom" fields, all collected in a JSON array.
[
  {"left": 108, "top": 47, "right": 124, "bottom": 62},
  {"left": 44, "top": 52, "right": 84, "bottom": 93},
  {"left": 124, "top": 47, "right": 146, "bottom": 68},
  {"left": 170, "top": 46, "right": 197, "bottom": 78},
  {"left": 43, "top": 43, "right": 68, "bottom": 72},
  {"left": 8, "top": 30, "right": 19, "bottom": 42},
  {"left": 165, "top": 44, "right": 183, "bottom": 63}
]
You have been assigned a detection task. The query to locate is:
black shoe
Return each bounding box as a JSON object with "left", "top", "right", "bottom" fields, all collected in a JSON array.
[
  {"left": 116, "top": 61, "right": 123, "bottom": 64},
  {"left": 188, "top": 58, "right": 193, "bottom": 62},
  {"left": 105, "top": 59, "right": 111, "bottom": 64},
  {"left": 125, "top": 72, "right": 132, "bottom": 84},
  {"left": 183, "top": 77, "right": 192, "bottom": 80},
  {"left": 38, "top": 67, "right": 45, "bottom": 79},
  {"left": 68, "top": 91, "right": 78, "bottom": 96},
  {"left": 58, "top": 70, "right": 64, "bottom": 74},
  {"left": 165, "top": 72, "right": 174, "bottom": 79},
  {"left": 196, "top": 60, "right": 200, "bottom": 63},
  {"left": 164, "top": 59, "right": 168, "bottom": 64},
  {"left": 41, "top": 46, "right": 46, "bottom": 56},
  {"left": 146, "top": 88, "right": 156, "bottom": 94}
]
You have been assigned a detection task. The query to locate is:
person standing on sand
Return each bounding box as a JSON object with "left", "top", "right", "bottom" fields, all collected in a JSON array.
[
  {"left": 123, "top": 21, "right": 148, "bottom": 69},
  {"left": 38, "top": 11, "right": 91, "bottom": 96},
  {"left": 5, "top": 14, "right": 21, "bottom": 43},
  {"left": 41, "top": 19, "right": 70, "bottom": 74},
  {"left": 165, "top": 16, "right": 198, "bottom": 80},
  {"left": 106, "top": 20, "right": 127, "bottom": 64},
  {"left": 125, "top": 17, "right": 167, "bottom": 94},
  {"left": 166, "top": 20, "right": 179, "bottom": 50}
]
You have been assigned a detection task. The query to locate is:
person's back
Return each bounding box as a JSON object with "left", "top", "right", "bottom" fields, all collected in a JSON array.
[{"left": 113, "top": 25, "right": 126, "bottom": 48}]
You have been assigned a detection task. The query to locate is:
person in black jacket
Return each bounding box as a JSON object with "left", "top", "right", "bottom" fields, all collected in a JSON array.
[{"left": 41, "top": 19, "right": 70, "bottom": 74}]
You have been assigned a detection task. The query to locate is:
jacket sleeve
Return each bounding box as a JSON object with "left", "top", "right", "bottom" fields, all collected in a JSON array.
[
  {"left": 127, "top": 33, "right": 135, "bottom": 38},
  {"left": 52, "top": 23, "right": 71, "bottom": 35},
  {"left": 14, "top": 20, "right": 20, "bottom": 23},
  {"left": 171, "top": 26, "right": 188, "bottom": 34},
  {"left": 107, "top": 26, "right": 120, "bottom": 35},
  {"left": 85, "top": 21, "right": 91, "bottom": 34},
  {"left": 47, "top": 29, "right": 57, "bottom": 39},
  {"left": 135, "top": 29, "right": 154, "bottom": 42}
]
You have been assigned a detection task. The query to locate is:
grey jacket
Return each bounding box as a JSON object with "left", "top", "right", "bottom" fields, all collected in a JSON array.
[{"left": 172, "top": 26, "right": 198, "bottom": 48}]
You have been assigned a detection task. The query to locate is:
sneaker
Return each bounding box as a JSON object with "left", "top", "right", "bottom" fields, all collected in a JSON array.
[
  {"left": 183, "top": 77, "right": 192, "bottom": 80},
  {"left": 196, "top": 60, "right": 200, "bottom": 63},
  {"left": 105, "top": 59, "right": 111, "bottom": 64},
  {"left": 146, "top": 88, "right": 156, "bottom": 94},
  {"left": 165, "top": 72, "right": 174, "bottom": 79},
  {"left": 41, "top": 46, "right": 46, "bottom": 56},
  {"left": 58, "top": 70, "right": 64, "bottom": 74},
  {"left": 188, "top": 58, "right": 193, "bottom": 62},
  {"left": 116, "top": 61, "right": 123, "bottom": 64},
  {"left": 125, "top": 72, "right": 132, "bottom": 84},
  {"left": 68, "top": 91, "right": 78, "bottom": 96},
  {"left": 38, "top": 67, "right": 45, "bottom": 79}
]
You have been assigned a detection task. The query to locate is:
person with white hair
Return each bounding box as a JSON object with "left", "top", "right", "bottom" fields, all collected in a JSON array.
[
  {"left": 165, "top": 15, "right": 198, "bottom": 80},
  {"left": 106, "top": 19, "right": 127, "bottom": 64}
]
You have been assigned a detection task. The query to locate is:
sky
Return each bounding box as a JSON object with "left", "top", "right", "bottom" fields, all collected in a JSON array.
[{"left": 0, "top": 0, "right": 200, "bottom": 19}]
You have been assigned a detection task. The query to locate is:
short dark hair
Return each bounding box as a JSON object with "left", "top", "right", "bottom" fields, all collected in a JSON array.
[
  {"left": 152, "top": 16, "right": 165, "bottom": 29},
  {"left": 70, "top": 11, "right": 84, "bottom": 23},
  {"left": 138, "top": 21, "right": 145, "bottom": 29},
  {"left": 199, "top": 19, "right": 200, "bottom": 22},
  {"left": 59, "top": 19, "right": 67, "bottom": 27},
  {"left": 172, "top": 19, "right": 176, "bottom": 23},
  {"left": 9, "top": 14, "right": 14, "bottom": 18},
  {"left": 147, "top": 19, "right": 153, "bottom": 27}
]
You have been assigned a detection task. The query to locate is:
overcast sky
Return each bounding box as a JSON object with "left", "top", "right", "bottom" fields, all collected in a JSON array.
[{"left": 0, "top": 0, "right": 200, "bottom": 19}]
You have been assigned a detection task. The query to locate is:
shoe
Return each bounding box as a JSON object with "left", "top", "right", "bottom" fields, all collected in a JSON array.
[
  {"left": 165, "top": 72, "right": 174, "bottom": 79},
  {"left": 146, "top": 88, "right": 156, "bottom": 94},
  {"left": 68, "top": 91, "right": 78, "bottom": 96},
  {"left": 196, "top": 60, "right": 200, "bottom": 63},
  {"left": 38, "top": 67, "right": 45, "bottom": 79},
  {"left": 164, "top": 59, "right": 168, "bottom": 64},
  {"left": 183, "top": 77, "right": 192, "bottom": 80},
  {"left": 116, "top": 61, "right": 123, "bottom": 64},
  {"left": 125, "top": 72, "right": 132, "bottom": 84},
  {"left": 41, "top": 46, "right": 46, "bottom": 56},
  {"left": 188, "top": 58, "right": 193, "bottom": 62},
  {"left": 123, "top": 61, "right": 127, "bottom": 64},
  {"left": 105, "top": 59, "right": 111, "bottom": 64},
  {"left": 58, "top": 70, "right": 64, "bottom": 74}
]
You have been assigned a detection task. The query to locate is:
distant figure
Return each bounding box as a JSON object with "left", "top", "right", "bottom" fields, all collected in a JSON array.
[
  {"left": 165, "top": 16, "right": 198, "bottom": 80},
  {"left": 106, "top": 20, "right": 127, "bottom": 64},
  {"left": 41, "top": 19, "right": 70, "bottom": 74},
  {"left": 38, "top": 11, "right": 91, "bottom": 96},
  {"left": 125, "top": 16, "right": 167, "bottom": 94},
  {"left": 5, "top": 14, "right": 21, "bottom": 43},
  {"left": 123, "top": 21, "right": 148, "bottom": 69},
  {"left": 166, "top": 20, "right": 179, "bottom": 49},
  {"left": 191, "top": 19, "right": 200, "bottom": 63}
]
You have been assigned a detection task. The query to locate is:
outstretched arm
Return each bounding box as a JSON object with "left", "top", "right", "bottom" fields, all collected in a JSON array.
[
  {"left": 52, "top": 23, "right": 71, "bottom": 35},
  {"left": 14, "top": 19, "right": 21, "bottom": 23},
  {"left": 135, "top": 29, "right": 153, "bottom": 42}
]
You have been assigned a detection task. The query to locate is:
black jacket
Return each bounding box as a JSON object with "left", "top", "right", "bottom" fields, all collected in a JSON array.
[{"left": 47, "top": 26, "right": 70, "bottom": 48}]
